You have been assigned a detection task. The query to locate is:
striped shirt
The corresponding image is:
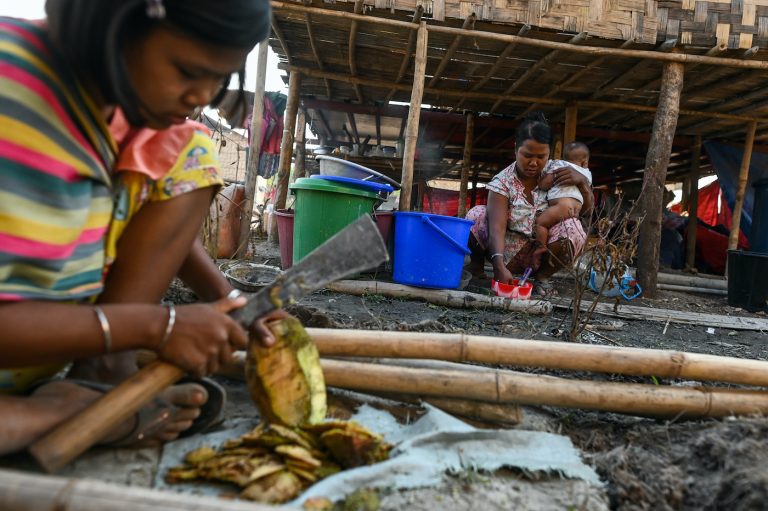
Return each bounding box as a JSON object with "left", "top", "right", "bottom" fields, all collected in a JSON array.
[{"left": 0, "top": 18, "right": 117, "bottom": 302}]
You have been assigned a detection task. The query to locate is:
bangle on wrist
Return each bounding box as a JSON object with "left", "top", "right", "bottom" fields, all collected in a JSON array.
[
  {"left": 489, "top": 252, "right": 504, "bottom": 261},
  {"left": 93, "top": 306, "right": 112, "bottom": 354},
  {"left": 156, "top": 304, "right": 176, "bottom": 352}
]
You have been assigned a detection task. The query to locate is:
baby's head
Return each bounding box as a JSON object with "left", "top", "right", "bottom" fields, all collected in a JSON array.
[{"left": 564, "top": 141, "right": 590, "bottom": 169}]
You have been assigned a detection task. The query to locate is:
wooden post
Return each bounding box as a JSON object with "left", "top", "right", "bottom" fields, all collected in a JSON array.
[
  {"left": 416, "top": 182, "right": 425, "bottom": 211},
  {"left": 399, "top": 22, "right": 428, "bottom": 212},
  {"left": 236, "top": 41, "right": 269, "bottom": 258},
  {"left": 470, "top": 168, "right": 479, "bottom": 208},
  {"left": 292, "top": 108, "right": 307, "bottom": 181},
  {"left": 269, "top": 70, "right": 301, "bottom": 243},
  {"left": 564, "top": 103, "right": 578, "bottom": 145},
  {"left": 728, "top": 121, "right": 758, "bottom": 251},
  {"left": 685, "top": 135, "right": 701, "bottom": 271},
  {"left": 637, "top": 61, "right": 684, "bottom": 298},
  {"left": 457, "top": 112, "right": 474, "bottom": 218}
]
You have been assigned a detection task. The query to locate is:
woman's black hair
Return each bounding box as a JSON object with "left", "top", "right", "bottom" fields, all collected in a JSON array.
[
  {"left": 45, "top": 0, "right": 271, "bottom": 125},
  {"left": 515, "top": 111, "right": 552, "bottom": 150}
]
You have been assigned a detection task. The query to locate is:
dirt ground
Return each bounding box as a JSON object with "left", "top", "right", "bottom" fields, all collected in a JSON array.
[{"left": 224, "top": 237, "right": 768, "bottom": 511}]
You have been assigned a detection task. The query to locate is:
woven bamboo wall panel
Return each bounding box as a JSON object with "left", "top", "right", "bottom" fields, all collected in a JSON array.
[{"left": 348, "top": 0, "right": 768, "bottom": 46}]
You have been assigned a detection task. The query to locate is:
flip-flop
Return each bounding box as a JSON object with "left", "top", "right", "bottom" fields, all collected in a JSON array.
[
  {"left": 30, "top": 377, "right": 226, "bottom": 447},
  {"left": 534, "top": 280, "right": 559, "bottom": 298}
]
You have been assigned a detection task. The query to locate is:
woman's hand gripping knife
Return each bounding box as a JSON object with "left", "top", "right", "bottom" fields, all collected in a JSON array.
[{"left": 152, "top": 292, "right": 290, "bottom": 379}]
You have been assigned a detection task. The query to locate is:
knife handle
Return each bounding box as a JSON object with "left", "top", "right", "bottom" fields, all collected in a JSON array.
[{"left": 29, "top": 360, "right": 184, "bottom": 473}]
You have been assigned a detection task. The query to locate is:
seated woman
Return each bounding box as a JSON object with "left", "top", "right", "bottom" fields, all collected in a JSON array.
[{"left": 465, "top": 113, "right": 593, "bottom": 297}]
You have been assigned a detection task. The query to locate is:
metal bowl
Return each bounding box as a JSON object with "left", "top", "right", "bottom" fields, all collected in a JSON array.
[
  {"left": 220, "top": 262, "right": 282, "bottom": 292},
  {"left": 316, "top": 155, "right": 401, "bottom": 189}
]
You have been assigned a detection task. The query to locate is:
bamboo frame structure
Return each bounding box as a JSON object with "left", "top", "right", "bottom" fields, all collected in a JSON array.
[
  {"left": 637, "top": 60, "right": 684, "bottom": 297},
  {"left": 270, "top": 2, "right": 768, "bottom": 71},
  {"left": 269, "top": 69, "right": 301, "bottom": 242},
  {"left": 685, "top": 135, "right": 702, "bottom": 270},
  {"left": 729, "top": 121, "right": 758, "bottom": 251},
  {"left": 236, "top": 41, "right": 269, "bottom": 259},
  {"left": 399, "top": 22, "right": 428, "bottom": 211},
  {"left": 457, "top": 112, "right": 473, "bottom": 218}
]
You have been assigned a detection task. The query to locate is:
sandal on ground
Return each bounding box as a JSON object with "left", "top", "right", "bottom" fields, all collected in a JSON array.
[
  {"left": 31, "top": 377, "right": 226, "bottom": 447},
  {"left": 534, "top": 280, "right": 559, "bottom": 298}
]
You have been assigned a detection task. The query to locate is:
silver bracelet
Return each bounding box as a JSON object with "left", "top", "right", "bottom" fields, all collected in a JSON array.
[
  {"left": 489, "top": 253, "right": 504, "bottom": 260},
  {"left": 93, "top": 306, "right": 112, "bottom": 354},
  {"left": 157, "top": 304, "right": 176, "bottom": 351}
]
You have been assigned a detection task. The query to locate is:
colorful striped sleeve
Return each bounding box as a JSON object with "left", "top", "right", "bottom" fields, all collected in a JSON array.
[{"left": 0, "top": 18, "right": 116, "bottom": 302}]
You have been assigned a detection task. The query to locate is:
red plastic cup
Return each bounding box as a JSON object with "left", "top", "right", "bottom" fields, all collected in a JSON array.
[{"left": 491, "top": 279, "right": 532, "bottom": 300}]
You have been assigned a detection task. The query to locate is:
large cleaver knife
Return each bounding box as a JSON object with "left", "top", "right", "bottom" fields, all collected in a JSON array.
[{"left": 30, "top": 215, "right": 389, "bottom": 473}]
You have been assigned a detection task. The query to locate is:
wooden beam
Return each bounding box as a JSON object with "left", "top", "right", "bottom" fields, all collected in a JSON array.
[
  {"left": 563, "top": 103, "right": 577, "bottom": 145},
  {"left": 685, "top": 135, "right": 702, "bottom": 271},
  {"left": 637, "top": 60, "right": 684, "bottom": 298},
  {"left": 427, "top": 13, "right": 476, "bottom": 89},
  {"left": 236, "top": 41, "right": 269, "bottom": 259},
  {"left": 519, "top": 40, "right": 635, "bottom": 119},
  {"left": 272, "top": 2, "right": 768, "bottom": 70},
  {"left": 293, "top": 108, "right": 307, "bottom": 180},
  {"left": 347, "top": 112, "right": 360, "bottom": 145},
  {"left": 400, "top": 22, "right": 428, "bottom": 212},
  {"left": 729, "top": 121, "right": 758, "bottom": 251},
  {"left": 579, "top": 39, "right": 678, "bottom": 124},
  {"left": 348, "top": 0, "right": 365, "bottom": 103},
  {"left": 375, "top": 112, "right": 381, "bottom": 146},
  {"left": 458, "top": 112, "right": 474, "bottom": 218},
  {"left": 385, "top": 6, "right": 424, "bottom": 104},
  {"left": 271, "top": 15, "right": 292, "bottom": 65},
  {"left": 269, "top": 70, "right": 301, "bottom": 242},
  {"left": 314, "top": 108, "right": 333, "bottom": 141},
  {"left": 490, "top": 31, "right": 587, "bottom": 114},
  {"left": 304, "top": 12, "right": 332, "bottom": 98},
  {"left": 470, "top": 167, "right": 479, "bottom": 208}
]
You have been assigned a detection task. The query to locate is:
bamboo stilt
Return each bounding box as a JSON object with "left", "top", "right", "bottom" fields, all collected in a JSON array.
[
  {"left": 457, "top": 112, "right": 473, "bottom": 218},
  {"left": 326, "top": 280, "right": 552, "bottom": 313},
  {"left": 728, "top": 121, "right": 757, "bottom": 251},
  {"left": 292, "top": 108, "right": 307, "bottom": 181},
  {"left": 321, "top": 359, "right": 768, "bottom": 419},
  {"left": 637, "top": 60, "right": 684, "bottom": 298},
  {"left": 685, "top": 135, "right": 702, "bottom": 270},
  {"left": 399, "top": 22, "right": 428, "bottom": 212},
  {"left": 307, "top": 329, "right": 768, "bottom": 387},
  {"left": 0, "top": 468, "right": 280, "bottom": 511},
  {"left": 269, "top": 70, "right": 301, "bottom": 243},
  {"left": 236, "top": 41, "right": 269, "bottom": 259}
]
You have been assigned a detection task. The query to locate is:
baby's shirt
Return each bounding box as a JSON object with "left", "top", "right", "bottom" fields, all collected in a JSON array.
[
  {"left": 543, "top": 160, "right": 593, "bottom": 185},
  {"left": 542, "top": 160, "right": 593, "bottom": 203}
]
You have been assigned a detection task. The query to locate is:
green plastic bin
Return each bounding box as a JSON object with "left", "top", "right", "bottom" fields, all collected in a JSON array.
[{"left": 289, "top": 177, "right": 381, "bottom": 263}]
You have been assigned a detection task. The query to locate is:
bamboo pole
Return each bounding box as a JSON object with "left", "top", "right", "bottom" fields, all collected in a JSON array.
[
  {"left": 685, "top": 135, "right": 702, "bottom": 270},
  {"left": 426, "top": 13, "right": 476, "bottom": 89},
  {"left": 270, "top": 1, "right": 768, "bottom": 70},
  {"left": 637, "top": 60, "right": 684, "bottom": 298},
  {"left": 236, "top": 41, "right": 269, "bottom": 259},
  {"left": 292, "top": 108, "right": 307, "bottom": 181},
  {"left": 399, "top": 22, "right": 427, "bottom": 212},
  {"left": 307, "top": 328, "right": 768, "bottom": 387},
  {"left": 384, "top": 6, "right": 423, "bottom": 104},
  {"left": 659, "top": 271, "right": 726, "bottom": 290},
  {"left": 269, "top": 70, "right": 301, "bottom": 243},
  {"left": 372, "top": 393, "right": 522, "bottom": 425},
  {"left": 326, "top": 280, "right": 553, "bottom": 313},
  {"left": 320, "top": 359, "right": 768, "bottom": 419},
  {"left": 657, "top": 283, "right": 727, "bottom": 295},
  {"left": 280, "top": 65, "right": 768, "bottom": 125},
  {"left": 348, "top": 0, "right": 365, "bottom": 103},
  {"left": 457, "top": 112, "right": 474, "bottom": 218},
  {"left": 564, "top": 103, "right": 578, "bottom": 145},
  {"left": 728, "top": 121, "right": 758, "bottom": 251},
  {"left": 0, "top": 468, "right": 282, "bottom": 511}
]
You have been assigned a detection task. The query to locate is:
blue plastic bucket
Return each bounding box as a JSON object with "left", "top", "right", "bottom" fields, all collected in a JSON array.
[{"left": 393, "top": 212, "right": 473, "bottom": 289}]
